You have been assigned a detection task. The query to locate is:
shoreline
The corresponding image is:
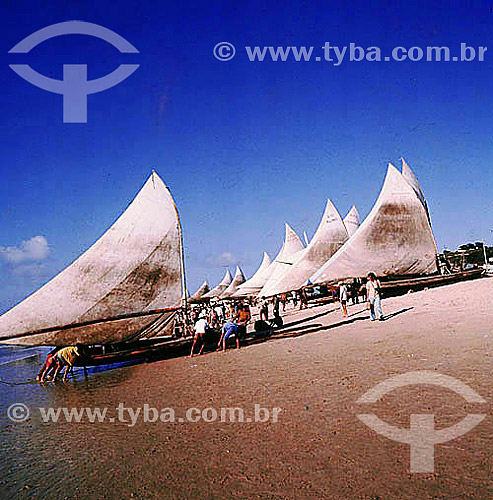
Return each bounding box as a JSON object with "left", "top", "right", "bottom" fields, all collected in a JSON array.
[{"left": 1, "top": 277, "right": 491, "bottom": 499}]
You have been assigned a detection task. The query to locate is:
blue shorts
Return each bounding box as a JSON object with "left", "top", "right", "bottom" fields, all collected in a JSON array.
[{"left": 222, "top": 324, "right": 238, "bottom": 340}]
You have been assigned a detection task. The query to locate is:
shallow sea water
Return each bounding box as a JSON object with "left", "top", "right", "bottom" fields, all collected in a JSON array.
[{"left": 0, "top": 347, "right": 138, "bottom": 498}]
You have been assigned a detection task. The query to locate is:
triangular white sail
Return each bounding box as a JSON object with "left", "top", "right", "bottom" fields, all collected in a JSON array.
[
  {"left": 221, "top": 266, "right": 246, "bottom": 298},
  {"left": 258, "top": 223, "right": 305, "bottom": 297},
  {"left": 261, "top": 199, "right": 349, "bottom": 295},
  {"left": 401, "top": 158, "right": 426, "bottom": 206},
  {"left": 0, "top": 172, "right": 184, "bottom": 346},
  {"left": 401, "top": 158, "right": 431, "bottom": 223},
  {"left": 343, "top": 205, "right": 360, "bottom": 237},
  {"left": 190, "top": 280, "right": 210, "bottom": 300},
  {"left": 202, "top": 269, "right": 232, "bottom": 298},
  {"left": 310, "top": 164, "right": 438, "bottom": 283},
  {"left": 233, "top": 252, "right": 272, "bottom": 297}
]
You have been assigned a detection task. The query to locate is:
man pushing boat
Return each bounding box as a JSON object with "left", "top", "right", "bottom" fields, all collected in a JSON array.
[{"left": 38, "top": 344, "right": 83, "bottom": 382}]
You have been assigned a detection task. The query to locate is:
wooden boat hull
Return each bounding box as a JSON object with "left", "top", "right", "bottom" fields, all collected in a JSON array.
[
  {"left": 74, "top": 331, "right": 222, "bottom": 367},
  {"left": 380, "top": 269, "right": 484, "bottom": 296}
]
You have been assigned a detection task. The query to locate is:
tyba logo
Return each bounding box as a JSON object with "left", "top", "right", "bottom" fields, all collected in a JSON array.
[
  {"left": 9, "top": 21, "right": 140, "bottom": 123},
  {"left": 356, "top": 371, "right": 486, "bottom": 473}
]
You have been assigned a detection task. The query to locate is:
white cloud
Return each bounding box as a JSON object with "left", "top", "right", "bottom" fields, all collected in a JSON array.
[
  {"left": 0, "top": 236, "right": 50, "bottom": 264},
  {"left": 11, "top": 262, "right": 49, "bottom": 277},
  {"left": 207, "top": 251, "right": 238, "bottom": 267}
]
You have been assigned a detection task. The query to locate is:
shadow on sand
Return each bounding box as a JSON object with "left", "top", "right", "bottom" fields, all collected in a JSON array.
[
  {"left": 242, "top": 306, "right": 414, "bottom": 347},
  {"left": 41, "top": 306, "right": 415, "bottom": 379},
  {"left": 381, "top": 307, "right": 414, "bottom": 321}
]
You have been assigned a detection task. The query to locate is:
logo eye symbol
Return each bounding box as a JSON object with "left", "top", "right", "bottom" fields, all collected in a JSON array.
[
  {"left": 357, "top": 370, "right": 486, "bottom": 404},
  {"left": 9, "top": 21, "right": 140, "bottom": 123},
  {"left": 356, "top": 371, "right": 486, "bottom": 473}
]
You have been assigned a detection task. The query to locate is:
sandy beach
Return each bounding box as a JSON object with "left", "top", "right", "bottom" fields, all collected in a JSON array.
[{"left": 1, "top": 277, "right": 491, "bottom": 499}]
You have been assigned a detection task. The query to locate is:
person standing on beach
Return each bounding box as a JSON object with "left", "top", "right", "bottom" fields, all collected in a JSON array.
[
  {"left": 360, "top": 278, "right": 367, "bottom": 302},
  {"left": 209, "top": 306, "right": 218, "bottom": 328},
  {"left": 236, "top": 303, "right": 251, "bottom": 337},
  {"left": 273, "top": 295, "right": 280, "bottom": 319},
  {"left": 272, "top": 295, "right": 284, "bottom": 327},
  {"left": 351, "top": 278, "right": 360, "bottom": 304},
  {"left": 365, "top": 273, "right": 384, "bottom": 321},
  {"left": 280, "top": 293, "right": 287, "bottom": 312},
  {"left": 291, "top": 290, "right": 298, "bottom": 308},
  {"left": 259, "top": 296, "right": 269, "bottom": 321},
  {"left": 215, "top": 303, "right": 224, "bottom": 324},
  {"left": 339, "top": 282, "right": 348, "bottom": 317},
  {"left": 190, "top": 314, "right": 209, "bottom": 357},
  {"left": 298, "top": 289, "right": 308, "bottom": 310}
]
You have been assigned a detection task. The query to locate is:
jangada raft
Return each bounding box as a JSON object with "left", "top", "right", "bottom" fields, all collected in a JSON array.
[
  {"left": 0, "top": 171, "right": 187, "bottom": 348},
  {"left": 259, "top": 199, "right": 350, "bottom": 297},
  {"left": 309, "top": 161, "right": 438, "bottom": 284}
]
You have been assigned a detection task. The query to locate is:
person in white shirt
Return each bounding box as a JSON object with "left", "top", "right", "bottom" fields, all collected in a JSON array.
[
  {"left": 215, "top": 304, "right": 224, "bottom": 323},
  {"left": 190, "top": 314, "right": 209, "bottom": 357},
  {"left": 365, "top": 272, "right": 384, "bottom": 321},
  {"left": 338, "top": 282, "right": 348, "bottom": 317}
]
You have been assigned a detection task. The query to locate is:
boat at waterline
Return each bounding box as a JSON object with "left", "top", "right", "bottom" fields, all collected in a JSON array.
[{"left": 0, "top": 171, "right": 186, "bottom": 347}]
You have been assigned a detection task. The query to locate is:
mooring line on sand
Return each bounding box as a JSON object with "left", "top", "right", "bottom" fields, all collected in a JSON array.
[{"left": 0, "top": 378, "right": 37, "bottom": 386}]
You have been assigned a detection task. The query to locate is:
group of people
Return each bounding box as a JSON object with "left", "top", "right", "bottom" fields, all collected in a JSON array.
[
  {"left": 338, "top": 273, "right": 384, "bottom": 321},
  {"left": 189, "top": 272, "right": 385, "bottom": 359},
  {"left": 36, "top": 273, "right": 385, "bottom": 380},
  {"left": 257, "top": 289, "right": 307, "bottom": 322},
  {"left": 190, "top": 301, "right": 252, "bottom": 356}
]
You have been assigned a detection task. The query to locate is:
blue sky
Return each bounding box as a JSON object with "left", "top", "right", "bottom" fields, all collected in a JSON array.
[{"left": 1, "top": 1, "right": 492, "bottom": 311}]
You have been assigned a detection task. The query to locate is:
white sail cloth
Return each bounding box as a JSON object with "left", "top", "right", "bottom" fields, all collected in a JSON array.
[
  {"left": 258, "top": 223, "right": 305, "bottom": 297},
  {"left": 310, "top": 164, "right": 437, "bottom": 283},
  {"left": 221, "top": 266, "right": 246, "bottom": 298},
  {"left": 401, "top": 158, "right": 426, "bottom": 207},
  {"left": 202, "top": 269, "right": 232, "bottom": 298},
  {"left": 401, "top": 158, "right": 431, "bottom": 223},
  {"left": 343, "top": 205, "right": 360, "bottom": 237},
  {"left": 0, "top": 172, "right": 184, "bottom": 346},
  {"left": 232, "top": 252, "right": 272, "bottom": 297},
  {"left": 259, "top": 199, "right": 349, "bottom": 296},
  {"left": 190, "top": 280, "right": 210, "bottom": 300}
]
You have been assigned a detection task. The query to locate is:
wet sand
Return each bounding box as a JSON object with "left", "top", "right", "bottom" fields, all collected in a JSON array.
[{"left": 1, "top": 277, "right": 492, "bottom": 499}]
